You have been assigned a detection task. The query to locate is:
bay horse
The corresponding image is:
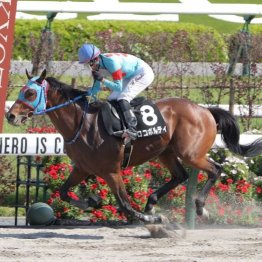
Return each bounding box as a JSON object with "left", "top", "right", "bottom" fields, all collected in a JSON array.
[{"left": 6, "top": 70, "right": 262, "bottom": 223}]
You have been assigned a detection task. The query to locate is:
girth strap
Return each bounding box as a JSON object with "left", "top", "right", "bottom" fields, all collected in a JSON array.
[{"left": 121, "top": 139, "right": 133, "bottom": 169}]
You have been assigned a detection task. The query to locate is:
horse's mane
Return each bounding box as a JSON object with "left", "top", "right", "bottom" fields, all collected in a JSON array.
[{"left": 46, "top": 77, "right": 87, "bottom": 99}]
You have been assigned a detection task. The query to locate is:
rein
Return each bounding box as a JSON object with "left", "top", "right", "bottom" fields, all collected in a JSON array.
[
  {"left": 40, "top": 95, "right": 89, "bottom": 145},
  {"left": 33, "top": 95, "right": 86, "bottom": 115},
  {"left": 64, "top": 99, "right": 88, "bottom": 145}
]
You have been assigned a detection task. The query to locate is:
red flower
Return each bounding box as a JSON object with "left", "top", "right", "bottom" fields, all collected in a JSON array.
[
  {"left": 80, "top": 180, "right": 87, "bottom": 186},
  {"left": 181, "top": 185, "right": 186, "bottom": 192},
  {"left": 235, "top": 209, "right": 242, "bottom": 216},
  {"left": 47, "top": 198, "right": 53, "bottom": 205},
  {"left": 256, "top": 186, "right": 262, "bottom": 194},
  {"left": 51, "top": 191, "right": 60, "bottom": 198},
  {"left": 27, "top": 126, "right": 57, "bottom": 133},
  {"left": 63, "top": 207, "right": 69, "bottom": 213},
  {"left": 135, "top": 176, "right": 142, "bottom": 183},
  {"left": 48, "top": 169, "right": 58, "bottom": 179},
  {"left": 133, "top": 191, "right": 141, "bottom": 199},
  {"left": 99, "top": 189, "right": 108, "bottom": 199},
  {"left": 217, "top": 182, "right": 230, "bottom": 192},
  {"left": 143, "top": 172, "right": 152, "bottom": 180},
  {"left": 56, "top": 212, "right": 61, "bottom": 218},
  {"left": 102, "top": 205, "right": 118, "bottom": 215},
  {"left": 198, "top": 172, "right": 206, "bottom": 182},
  {"left": 97, "top": 177, "right": 107, "bottom": 185},
  {"left": 130, "top": 200, "right": 141, "bottom": 211},
  {"left": 67, "top": 191, "right": 79, "bottom": 200},
  {"left": 121, "top": 167, "right": 134, "bottom": 176},
  {"left": 92, "top": 209, "right": 106, "bottom": 220},
  {"left": 227, "top": 178, "right": 233, "bottom": 184},
  {"left": 91, "top": 184, "right": 98, "bottom": 190},
  {"left": 218, "top": 207, "right": 225, "bottom": 216},
  {"left": 149, "top": 161, "right": 161, "bottom": 168},
  {"left": 123, "top": 178, "right": 130, "bottom": 184},
  {"left": 147, "top": 188, "right": 154, "bottom": 197},
  {"left": 236, "top": 180, "right": 251, "bottom": 194}
]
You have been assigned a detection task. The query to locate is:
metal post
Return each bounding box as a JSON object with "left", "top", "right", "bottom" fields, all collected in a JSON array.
[
  {"left": 25, "top": 156, "right": 32, "bottom": 225},
  {"left": 15, "top": 156, "right": 21, "bottom": 226},
  {"left": 229, "top": 78, "right": 235, "bottom": 115},
  {"left": 227, "top": 15, "right": 254, "bottom": 77},
  {"left": 240, "top": 16, "right": 254, "bottom": 76},
  {"left": 185, "top": 168, "right": 199, "bottom": 229},
  {"left": 32, "top": 12, "right": 57, "bottom": 75}
]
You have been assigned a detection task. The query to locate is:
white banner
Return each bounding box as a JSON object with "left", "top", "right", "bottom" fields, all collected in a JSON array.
[
  {"left": 0, "top": 133, "right": 261, "bottom": 156},
  {"left": 0, "top": 134, "right": 65, "bottom": 155}
]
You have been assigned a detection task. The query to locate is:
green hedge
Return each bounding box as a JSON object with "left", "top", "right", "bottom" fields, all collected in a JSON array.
[{"left": 13, "top": 19, "right": 228, "bottom": 62}]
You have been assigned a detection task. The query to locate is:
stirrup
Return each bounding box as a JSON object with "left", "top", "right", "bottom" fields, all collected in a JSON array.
[{"left": 122, "top": 129, "right": 137, "bottom": 141}]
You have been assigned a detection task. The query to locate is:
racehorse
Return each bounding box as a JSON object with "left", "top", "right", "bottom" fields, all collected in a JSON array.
[{"left": 6, "top": 69, "right": 262, "bottom": 223}]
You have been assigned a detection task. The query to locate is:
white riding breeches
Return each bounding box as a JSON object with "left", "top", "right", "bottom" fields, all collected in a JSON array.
[{"left": 107, "top": 61, "right": 154, "bottom": 103}]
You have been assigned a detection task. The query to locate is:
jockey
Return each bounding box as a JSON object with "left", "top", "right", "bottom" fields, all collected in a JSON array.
[{"left": 78, "top": 43, "right": 155, "bottom": 140}]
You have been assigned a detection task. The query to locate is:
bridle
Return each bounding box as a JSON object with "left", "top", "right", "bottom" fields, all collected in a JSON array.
[
  {"left": 17, "top": 76, "right": 88, "bottom": 144},
  {"left": 17, "top": 77, "right": 49, "bottom": 115}
]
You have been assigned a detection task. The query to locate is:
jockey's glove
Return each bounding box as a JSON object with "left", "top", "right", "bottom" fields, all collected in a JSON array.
[{"left": 92, "top": 70, "right": 103, "bottom": 82}]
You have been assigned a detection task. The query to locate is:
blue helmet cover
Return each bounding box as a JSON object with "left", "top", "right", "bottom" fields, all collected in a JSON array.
[{"left": 78, "top": 44, "right": 100, "bottom": 64}]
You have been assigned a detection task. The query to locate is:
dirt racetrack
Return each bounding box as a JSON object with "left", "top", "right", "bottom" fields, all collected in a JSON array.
[{"left": 0, "top": 224, "right": 261, "bottom": 262}]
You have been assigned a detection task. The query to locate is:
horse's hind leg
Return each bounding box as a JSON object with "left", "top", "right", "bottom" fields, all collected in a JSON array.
[
  {"left": 192, "top": 158, "right": 222, "bottom": 216},
  {"left": 145, "top": 154, "right": 189, "bottom": 214}
]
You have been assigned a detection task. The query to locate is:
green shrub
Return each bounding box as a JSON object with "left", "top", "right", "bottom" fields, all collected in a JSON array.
[
  {"left": 14, "top": 20, "right": 227, "bottom": 62},
  {"left": 0, "top": 157, "right": 16, "bottom": 205},
  {"left": 247, "top": 155, "right": 262, "bottom": 177}
]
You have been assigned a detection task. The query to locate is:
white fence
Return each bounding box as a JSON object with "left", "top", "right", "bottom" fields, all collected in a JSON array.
[
  {"left": 10, "top": 61, "right": 262, "bottom": 77},
  {"left": 0, "top": 133, "right": 261, "bottom": 156},
  {"left": 17, "top": 2, "right": 262, "bottom": 15}
]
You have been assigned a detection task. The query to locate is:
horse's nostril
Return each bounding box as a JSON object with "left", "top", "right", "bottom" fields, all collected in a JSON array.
[{"left": 7, "top": 113, "right": 16, "bottom": 122}]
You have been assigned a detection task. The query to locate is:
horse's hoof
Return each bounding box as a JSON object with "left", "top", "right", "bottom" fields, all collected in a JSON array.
[
  {"left": 144, "top": 194, "right": 158, "bottom": 213},
  {"left": 142, "top": 214, "right": 160, "bottom": 224},
  {"left": 196, "top": 207, "right": 203, "bottom": 216},
  {"left": 195, "top": 199, "right": 204, "bottom": 216}
]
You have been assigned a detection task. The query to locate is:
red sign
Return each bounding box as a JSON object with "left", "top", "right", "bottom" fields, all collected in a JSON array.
[{"left": 0, "top": 0, "right": 17, "bottom": 132}]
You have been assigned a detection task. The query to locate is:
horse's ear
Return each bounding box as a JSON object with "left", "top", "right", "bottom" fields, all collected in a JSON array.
[
  {"left": 37, "top": 69, "right": 47, "bottom": 83},
  {"left": 25, "top": 69, "right": 32, "bottom": 80}
]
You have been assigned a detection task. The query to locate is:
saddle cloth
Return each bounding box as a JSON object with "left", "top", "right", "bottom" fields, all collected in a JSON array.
[{"left": 101, "top": 97, "right": 167, "bottom": 139}]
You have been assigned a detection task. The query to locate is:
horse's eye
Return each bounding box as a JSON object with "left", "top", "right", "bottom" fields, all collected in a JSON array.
[{"left": 24, "top": 89, "right": 37, "bottom": 102}]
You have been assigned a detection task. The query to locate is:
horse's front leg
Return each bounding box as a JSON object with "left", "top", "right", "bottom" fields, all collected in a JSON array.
[
  {"left": 104, "top": 172, "right": 162, "bottom": 224},
  {"left": 60, "top": 167, "right": 101, "bottom": 210}
]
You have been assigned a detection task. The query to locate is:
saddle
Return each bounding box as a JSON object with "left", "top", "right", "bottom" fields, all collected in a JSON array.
[
  {"left": 100, "top": 97, "right": 167, "bottom": 139},
  {"left": 93, "top": 97, "right": 167, "bottom": 169}
]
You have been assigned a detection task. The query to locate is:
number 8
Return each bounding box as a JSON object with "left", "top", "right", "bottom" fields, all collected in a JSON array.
[{"left": 140, "top": 105, "right": 158, "bottom": 126}]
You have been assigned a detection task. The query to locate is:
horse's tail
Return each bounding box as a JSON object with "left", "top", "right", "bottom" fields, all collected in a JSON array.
[{"left": 208, "top": 107, "right": 262, "bottom": 157}]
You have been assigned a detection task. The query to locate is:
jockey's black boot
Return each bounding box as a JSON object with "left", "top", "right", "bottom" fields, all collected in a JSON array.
[{"left": 118, "top": 99, "right": 137, "bottom": 140}]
